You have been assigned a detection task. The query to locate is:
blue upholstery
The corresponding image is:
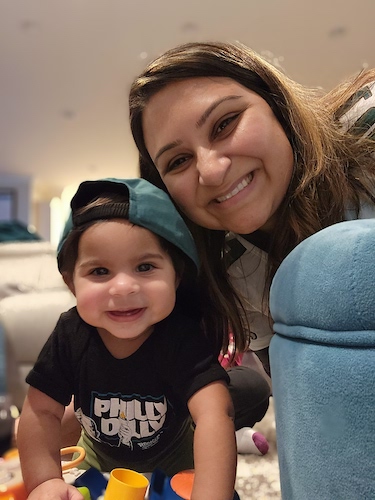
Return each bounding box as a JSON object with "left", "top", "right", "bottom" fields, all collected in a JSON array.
[{"left": 269, "top": 219, "right": 375, "bottom": 499}]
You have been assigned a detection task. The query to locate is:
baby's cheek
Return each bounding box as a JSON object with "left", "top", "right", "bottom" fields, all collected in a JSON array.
[
  {"left": 154, "top": 287, "right": 176, "bottom": 318},
  {"left": 75, "top": 292, "right": 99, "bottom": 322}
]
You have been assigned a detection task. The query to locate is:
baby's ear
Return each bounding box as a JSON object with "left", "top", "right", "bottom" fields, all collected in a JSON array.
[
  {"left": 175, "top": 263, "right": 186, "bottom": 289},
  {"left": 175, "top": 274, "right": 182, "bottom": 289},
  {"left": 62, "top": 272, "right": 75, "bottom": 295}
]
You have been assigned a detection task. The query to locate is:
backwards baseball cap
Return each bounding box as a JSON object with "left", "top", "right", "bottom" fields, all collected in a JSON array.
[{"left": 57, "top": 178, "right": 199, "bottom": 269}]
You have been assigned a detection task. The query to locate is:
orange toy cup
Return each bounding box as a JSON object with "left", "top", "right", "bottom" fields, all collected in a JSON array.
[
  {"left": 170, "top": 469, "right": 195, "bottom": 500},
  {"left": 103, "top": 468, "right": 149, "bottom": 500}
]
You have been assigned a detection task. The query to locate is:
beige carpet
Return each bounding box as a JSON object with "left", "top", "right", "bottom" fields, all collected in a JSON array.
[
  {"left": 233, "top": 353, "right": 281, "bottom": 500},
  {"left": 235, "top": 397, "right": 281, "bottom": 499}
]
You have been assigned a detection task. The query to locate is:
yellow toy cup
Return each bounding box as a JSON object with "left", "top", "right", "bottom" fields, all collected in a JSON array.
[{"left": 103, "top": 468, "right": 149, "bottom": 500}]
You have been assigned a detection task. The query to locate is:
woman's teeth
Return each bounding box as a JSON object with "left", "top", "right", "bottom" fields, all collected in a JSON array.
[{"left": 216, "top": 174, "right": 253, "bottom": 203}]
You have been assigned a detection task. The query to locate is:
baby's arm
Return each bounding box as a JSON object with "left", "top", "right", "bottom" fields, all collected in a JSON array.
[
  {"left": 188, "top": 380, "right": 237, "bottom": 500},
  {"left": 17, "top": 386, "right": 83, "bottom": 499}
]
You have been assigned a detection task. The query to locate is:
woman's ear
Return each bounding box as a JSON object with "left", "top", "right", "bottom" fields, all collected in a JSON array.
[{"left": 62, "top": 272, "right": 75, "bottom": 295}]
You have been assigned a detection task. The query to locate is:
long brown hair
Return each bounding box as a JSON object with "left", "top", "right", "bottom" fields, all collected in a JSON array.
[{"left": 129, "top": 41, "right": 375, "bottom": 349}]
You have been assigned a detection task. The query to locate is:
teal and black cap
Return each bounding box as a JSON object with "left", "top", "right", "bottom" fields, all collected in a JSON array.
[{"left": 58, "top": 178, "right": 199, "bottom": 269}]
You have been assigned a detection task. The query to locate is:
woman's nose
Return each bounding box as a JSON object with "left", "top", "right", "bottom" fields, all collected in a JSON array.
[
  {"left": 197, "top": 147, "right": 231, "bottom": 186},
  {"left": 109, "top": 274, "right": 140, "bottom": 296}
]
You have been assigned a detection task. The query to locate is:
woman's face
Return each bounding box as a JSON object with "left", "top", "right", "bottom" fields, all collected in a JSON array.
[{"left": 142, "top": 77, "right": 294, "bottom": 234}]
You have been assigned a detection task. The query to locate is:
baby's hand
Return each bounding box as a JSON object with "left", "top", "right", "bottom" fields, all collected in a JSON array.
[{"left": 27, "top": 478, "right": 84, "bottom": 500}]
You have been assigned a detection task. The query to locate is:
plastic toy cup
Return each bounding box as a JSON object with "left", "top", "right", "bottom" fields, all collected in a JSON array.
[
  {"left": 148, "top": 469, "right": 240, "bottom": 500},
  {"left": 103, "top": 468, "right": 149, "bottom": 500},
  {"left": 170, "top": 470, "right": 194, "bottom": 499}
]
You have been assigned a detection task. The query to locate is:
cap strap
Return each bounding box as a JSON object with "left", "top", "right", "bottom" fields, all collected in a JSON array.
[{"left": 73, "top": 202, "right": 129, "bottom": 227}]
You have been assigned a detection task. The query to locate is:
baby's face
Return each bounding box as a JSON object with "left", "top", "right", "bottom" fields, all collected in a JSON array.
[{"left": 72, "top": 219, "right": 177, "bottom": 355}]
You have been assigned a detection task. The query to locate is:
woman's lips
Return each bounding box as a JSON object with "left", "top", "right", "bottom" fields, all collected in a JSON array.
[{"left": 215, "top": 173, "right": 253, "bottom": 203}]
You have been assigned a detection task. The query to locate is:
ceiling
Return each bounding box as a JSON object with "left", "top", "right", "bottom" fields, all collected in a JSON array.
[{"left": 1, "top": 0, "right": 375, "bottom": 202}]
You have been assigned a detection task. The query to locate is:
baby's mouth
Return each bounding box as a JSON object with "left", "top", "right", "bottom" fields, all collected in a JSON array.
[
  {"left": 216, "top": 173, "right": 253, "bottom": 203},
  {"left": 109, "top": 309, "right": 143, "bottom": 317}
]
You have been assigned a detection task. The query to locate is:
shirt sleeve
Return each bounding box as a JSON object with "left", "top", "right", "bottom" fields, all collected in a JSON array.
[
  {"left": 157, "top": 312, "right": 230, "bottom": 405},
  {"left": 226, "top": 234, "right": 274, "bottom": 351},
  {"left": 26, "top": 309, "right": 79, "bottom": 406}
]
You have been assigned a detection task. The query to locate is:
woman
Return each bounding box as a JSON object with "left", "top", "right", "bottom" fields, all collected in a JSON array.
[{"left": 129, "top": 42, "right": 375, "bottom": 377}]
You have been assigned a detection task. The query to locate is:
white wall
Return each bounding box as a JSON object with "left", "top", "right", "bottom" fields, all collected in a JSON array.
[{"left": 0, "top": 173, "right": 32, "bottom": 226}]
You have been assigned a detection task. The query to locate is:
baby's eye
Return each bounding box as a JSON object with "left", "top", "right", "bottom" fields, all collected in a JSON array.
[
  {"left": 91, "top": 267, "right": 108, "bottom": 276},
  {"left": 137, "top": 263, "right": 155, "bottom": 272}
]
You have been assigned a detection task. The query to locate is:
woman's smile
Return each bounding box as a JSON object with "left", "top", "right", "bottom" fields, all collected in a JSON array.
[
  {"left": 143, "top": 76, "right": 294, "bottom": 234},
  {"left": 215, "top": 173, "right": 253, "bottom": 203}
]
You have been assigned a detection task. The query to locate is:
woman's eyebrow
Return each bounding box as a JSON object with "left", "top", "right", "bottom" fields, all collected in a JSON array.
[
  {"left": 196, "top": 95, "right": 242, "bottom": 128},
  {"left": 155, "top": 140, "right": 182, "bottom": 163},
  {"left": 154, "top": 95, "right": 242, "bottom": 164}
]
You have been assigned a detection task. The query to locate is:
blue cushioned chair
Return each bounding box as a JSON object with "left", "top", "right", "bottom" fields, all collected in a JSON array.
[{"left": 269, "top": 219, "right": 375, "bottom": 500}]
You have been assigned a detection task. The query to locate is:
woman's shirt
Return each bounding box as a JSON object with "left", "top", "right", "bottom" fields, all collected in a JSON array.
[{"left": 226, "top": 81, "right": 375, "bottom": 354}]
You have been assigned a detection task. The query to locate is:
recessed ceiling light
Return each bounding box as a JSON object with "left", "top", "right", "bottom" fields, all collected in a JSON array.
[
  {"left": 181, "top": 22, "right": 198, "bottom": 33},
  {"left": 61, "top": 109, "right": 76, "bottom": 120},
  {"left": 20, "top": 19, "right": 39, "bottom": 32},
  {"left": 328, "top": 26, "right": 347, "bottom": 37}
]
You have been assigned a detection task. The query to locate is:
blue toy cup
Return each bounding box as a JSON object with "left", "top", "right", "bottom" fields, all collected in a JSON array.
[{"left": 74, "top": 467, "right": 108, "bottom": 500}]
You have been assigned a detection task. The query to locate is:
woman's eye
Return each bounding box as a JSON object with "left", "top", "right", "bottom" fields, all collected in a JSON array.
[
  {"left": 215, "top": 114, "right": 239, "bottom": 136},
  {"left": 137, "top": 263, "right": 155, "bottom": 272},
  {"left": 91, "top": 267, "right": 108, "bottom": 276},
  {"left": 166, "top": 155, "right": 189, "bottom": 173}
]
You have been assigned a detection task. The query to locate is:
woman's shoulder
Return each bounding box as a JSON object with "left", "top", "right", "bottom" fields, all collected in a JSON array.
[
  {"left": 225, "top": 232, "right": 268, "bottom": 274},
  {"left": 337, "top": 80, "right": 375, "bottom": 137}
]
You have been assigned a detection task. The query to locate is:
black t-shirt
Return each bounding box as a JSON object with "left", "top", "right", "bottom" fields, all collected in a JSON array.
[{"left": 26, "top": 307, "right": 229, "bottom": 465}]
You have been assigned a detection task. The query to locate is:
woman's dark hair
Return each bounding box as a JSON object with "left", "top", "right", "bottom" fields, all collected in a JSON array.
[{"left": 129, "top": 41, "right": 375, "bottom": 350}]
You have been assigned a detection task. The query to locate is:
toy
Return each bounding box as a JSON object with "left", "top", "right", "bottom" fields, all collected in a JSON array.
[
  {"left": 0, "top": 446, "right": 86, "bottom": 500},
  {"left": 148, "top": 469, "right": 241, "bottom": 500},
  {"left": 0, "top": 454, "right": 26, "bottom": 500},
  {"left": 103, "top": 468, "right": 149, "bottom": 500},
  {"left": 77, "top": 486, "right": 91, "bottom": 500},
  {"left": 73, "top": 467, "right": 108, "bottom": 500}
]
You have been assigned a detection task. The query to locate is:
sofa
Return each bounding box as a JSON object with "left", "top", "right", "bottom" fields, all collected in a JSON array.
[
  {"left": 0, "top": 239, "right": 75, "bottom": 410},
  {"left": 269, "top": 219, "right": 375, "bottom": 500}
]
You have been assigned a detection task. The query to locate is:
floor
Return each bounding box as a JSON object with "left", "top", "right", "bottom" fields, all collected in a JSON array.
[
  {"left": 235, "top": 397, "right": 281, "bottom": 499},
  {"left": 234, "top": 352, "right": 281, "bottom": 499}
]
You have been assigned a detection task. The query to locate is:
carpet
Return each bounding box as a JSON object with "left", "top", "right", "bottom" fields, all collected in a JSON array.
[{"left": 235, "top": 398, "right": 281, "bottom": 500}]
